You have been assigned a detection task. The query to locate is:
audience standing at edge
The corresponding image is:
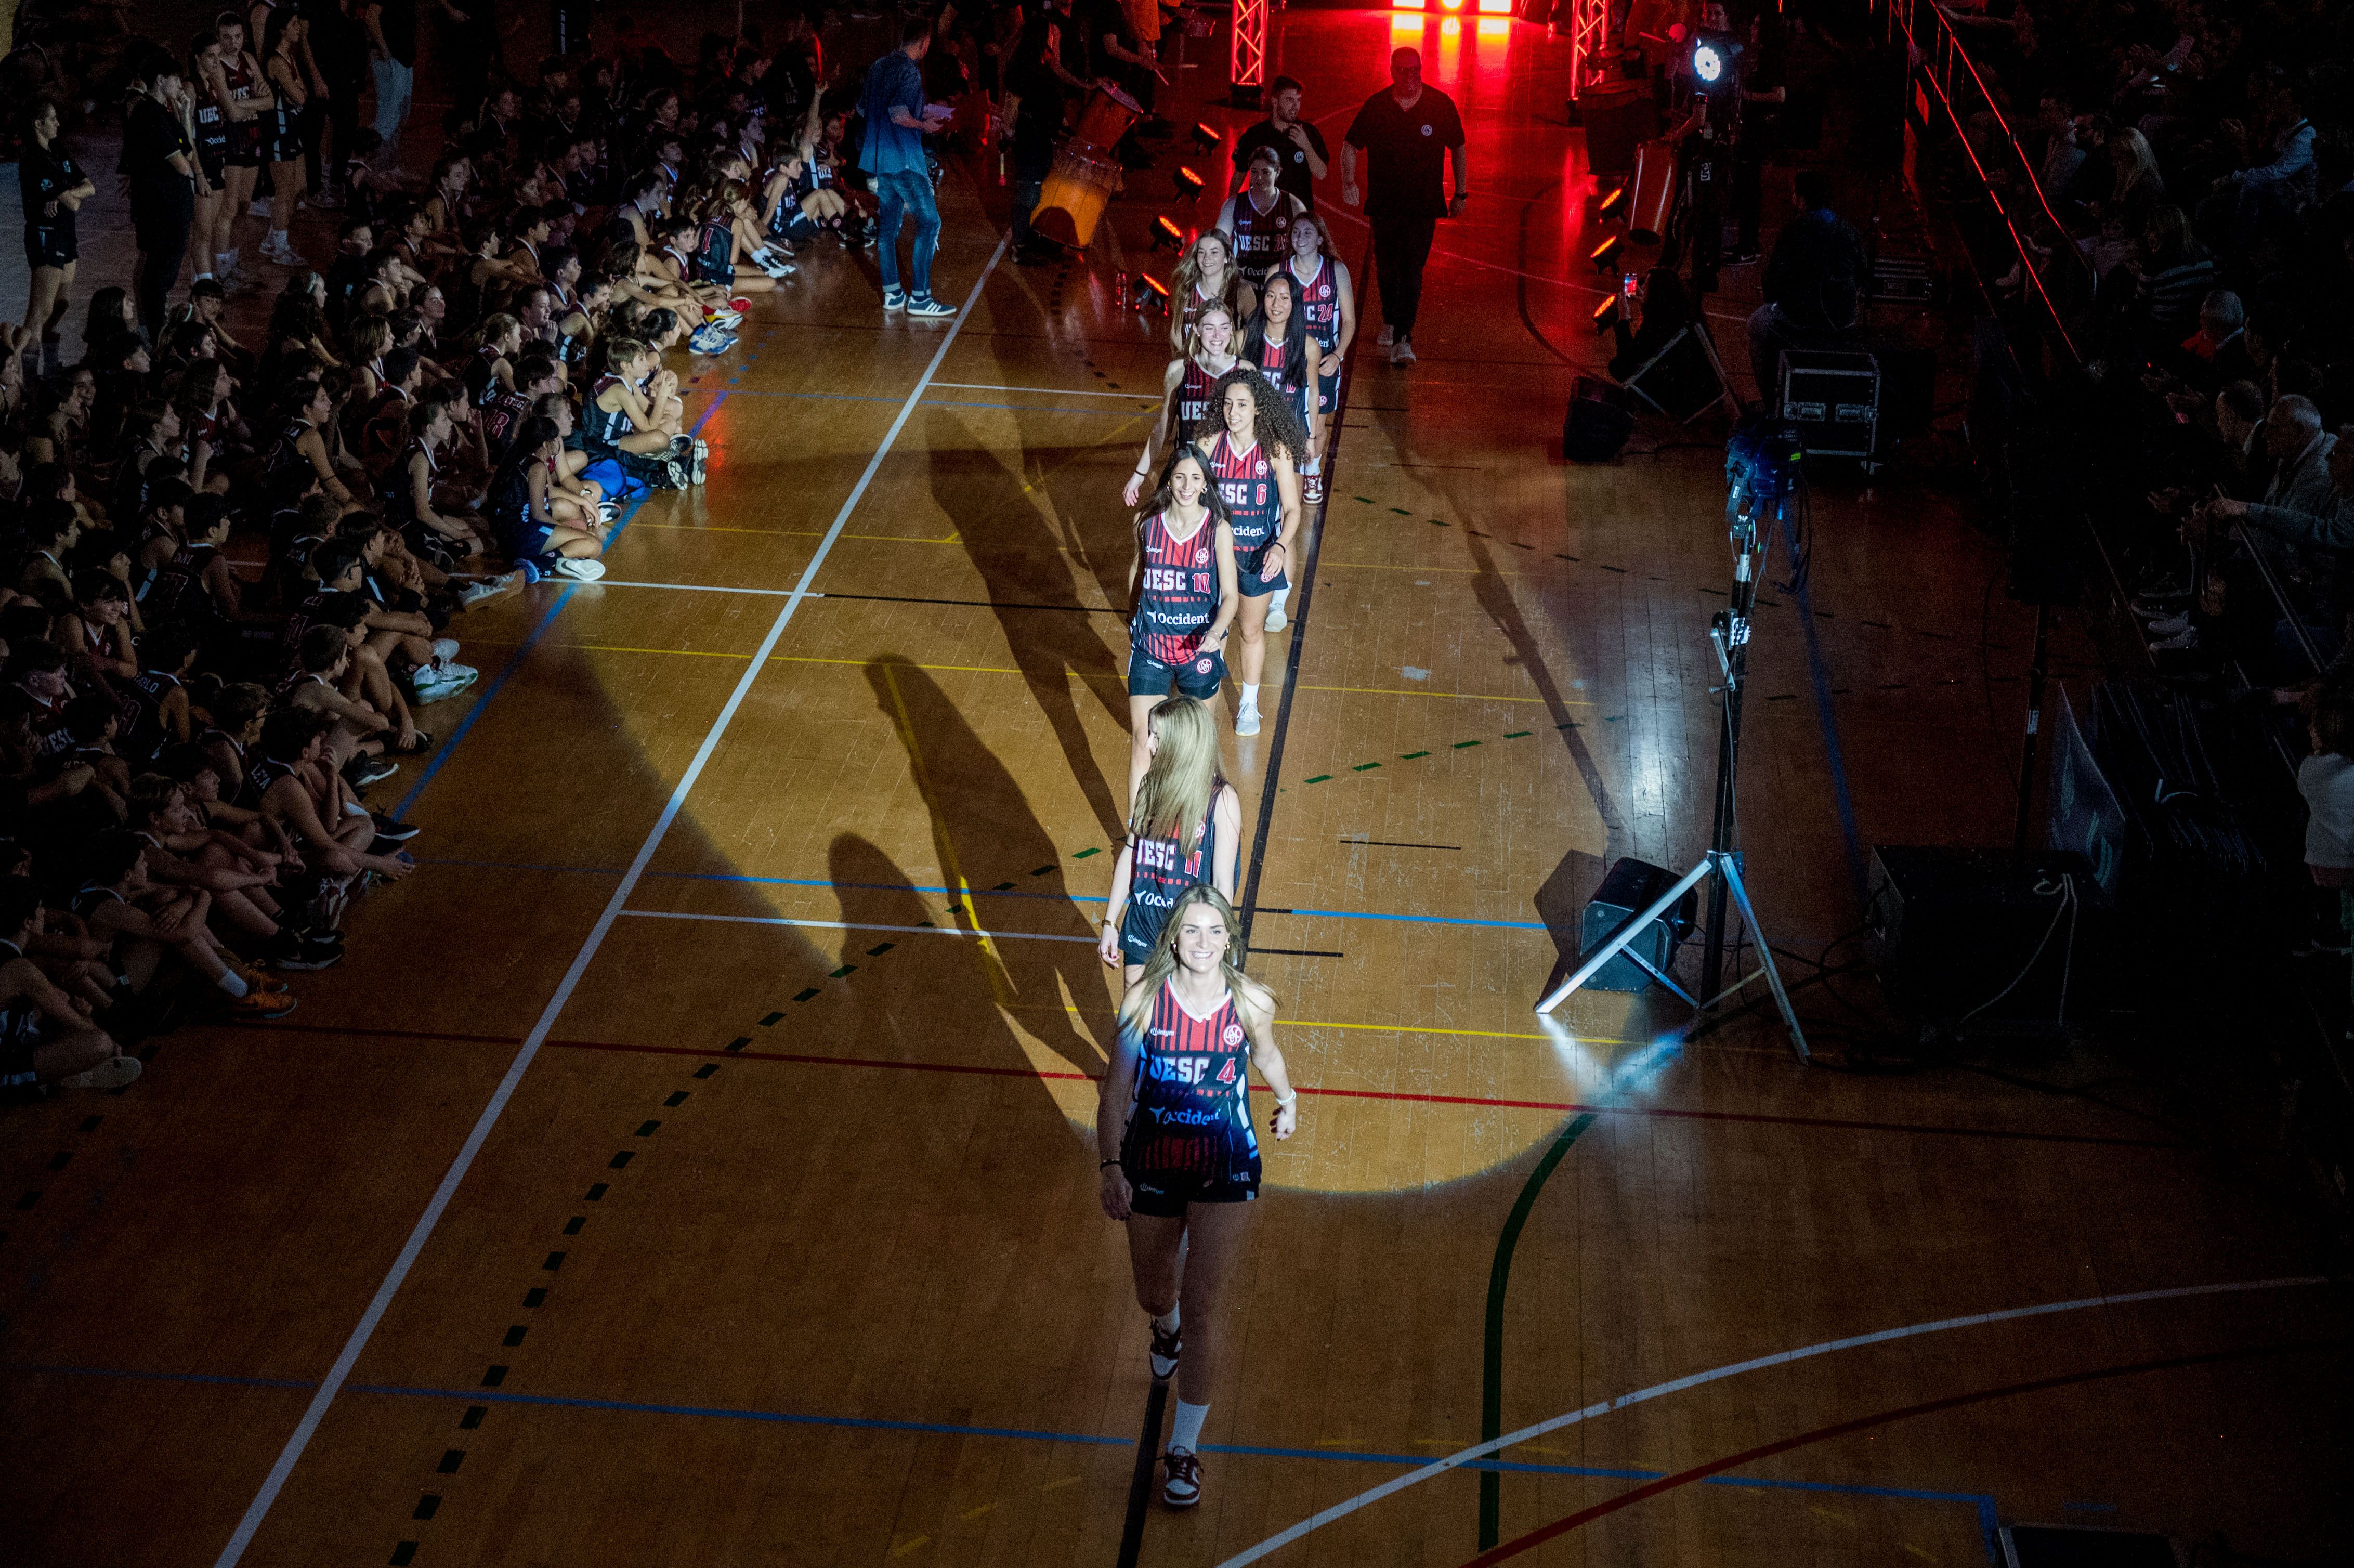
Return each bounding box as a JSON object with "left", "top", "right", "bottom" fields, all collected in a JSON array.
[
  {"left": 1341, "top": 47, "right": 1466, "bottom": 369},
  {"left": 858, "top": 15, "right": 958, "bottom": 320}
]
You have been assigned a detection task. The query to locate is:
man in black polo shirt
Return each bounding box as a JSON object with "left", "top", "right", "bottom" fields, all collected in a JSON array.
[
  {"left": 1342, "top": 48, "right": 1466, "bottom": 367},
  {"left": 1231, "top": 76, "right": 1328, "bottom": 211}
]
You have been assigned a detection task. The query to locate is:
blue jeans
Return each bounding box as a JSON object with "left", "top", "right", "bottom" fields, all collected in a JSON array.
[
  {"left": 371, "top": 57, "right": 414, "bottom": 143},
  {"left": 873, "top": 169, "right": 940, "bottom": 299}
]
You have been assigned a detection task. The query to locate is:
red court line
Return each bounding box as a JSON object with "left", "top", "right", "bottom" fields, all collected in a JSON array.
[
  {"left": 1457, "top": 1337, "right": 2343, "bottom": 1568},
  {"left": 218, "top": 1022, "right": 2179, "bottom": 1148}
]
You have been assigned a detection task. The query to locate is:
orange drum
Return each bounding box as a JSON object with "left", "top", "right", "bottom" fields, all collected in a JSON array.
[
  {"left": 1070, "top": 82, "right": 1143, "bottom": 150},
  {"left": 1628, "top": 137, "right": 1679, "bottom": 243},
  {"left": 1032, "top": 147, "right": 1122, "bottom": 247}
]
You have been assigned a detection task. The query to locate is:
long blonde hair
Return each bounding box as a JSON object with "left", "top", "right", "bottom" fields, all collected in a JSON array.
[
  {"left": 1131, "top": 695, "right": 1221, "bottom": 856},
  {"left": 1118, "top": 884, "right": 1267, "bottom": 1033}
]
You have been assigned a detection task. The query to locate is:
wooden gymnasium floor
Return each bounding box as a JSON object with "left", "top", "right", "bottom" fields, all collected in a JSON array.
[{"left": 3, "top": 12, "right": 2345, "bottom": 1567}]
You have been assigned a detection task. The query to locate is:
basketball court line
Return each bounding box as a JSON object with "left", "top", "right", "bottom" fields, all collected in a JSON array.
[
  {"left": 206, "top": 236, "right": 1013, "bottom": 1568},
  {"left": 3, "top": 1357, "right": 2013, "bottom": 1534},
  {"left": 1210, "top": 1275, "right": 2336, "bottom": 1567}
]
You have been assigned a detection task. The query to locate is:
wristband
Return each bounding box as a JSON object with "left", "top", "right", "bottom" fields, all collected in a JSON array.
[{"left": 1100, "top": 1157, "right": 1122, "bottom": 1168}]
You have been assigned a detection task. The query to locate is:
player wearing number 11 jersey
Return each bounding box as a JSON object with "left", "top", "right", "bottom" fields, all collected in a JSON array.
[{"left": 1126, "top": 446, "right": 1239, "bottom": 806}]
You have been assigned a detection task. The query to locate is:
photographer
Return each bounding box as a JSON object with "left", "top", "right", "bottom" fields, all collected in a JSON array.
[{"left": 1745, "top": 170, "right": 1867, "bottom": 402}]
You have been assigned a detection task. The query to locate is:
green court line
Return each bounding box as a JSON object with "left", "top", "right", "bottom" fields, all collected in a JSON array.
[{"left": 1480, "top": 1110, "right": 1601, "bottom": 1549}]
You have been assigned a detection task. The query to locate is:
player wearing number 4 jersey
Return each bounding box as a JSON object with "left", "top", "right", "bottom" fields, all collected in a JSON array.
[
  {"left": 1098, "top": 884, "right": 1297, "bottom": 1511},
  {"left": 1126, "top": 445, "right": 1239, "bottom": 796},
  {"left": 1193, "top": 368, "right": 1305, "bottom": 737},
  {"left": 1099, "top": 696, "right": 1240, "bottom": 983}
]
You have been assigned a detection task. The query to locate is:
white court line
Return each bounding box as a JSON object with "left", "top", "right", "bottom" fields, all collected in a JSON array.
[
  {"left": 594, "top": 579, "right": 802, "bottom": 596},
  {"left": 1211, "top": 1272, "right": 2332, "bottom": 1567},
  {"left": 620, "top": 910, "right": 1095, "bottom": 944},
  {"left": 930, "top": 381, "right": 1160, "bottom": 400},
  {"left": 210, "top": 235, "right": 1012, "bottom": 1568}
]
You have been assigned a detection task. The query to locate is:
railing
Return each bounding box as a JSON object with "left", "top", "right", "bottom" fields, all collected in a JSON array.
[{"left": 1881, "top": 0, "right": 2091, "bottom": 364}]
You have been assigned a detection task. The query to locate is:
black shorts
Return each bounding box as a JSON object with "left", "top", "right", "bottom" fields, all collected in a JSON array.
[
  {"left": 1235, "top": 550, "right": 1287, "bottom": 598},
  {"left": 24, "top": 225, "right": 75, "bottom": 268},
  {"left": 1126, "top": 1155, "right": 1261, "bottom": 1217},
  {"left": 1127, "top": 642, "right": 1224, "bottom": 699},
  {"left": 199, "top": 149, "right": 228, "bottom": 188}
]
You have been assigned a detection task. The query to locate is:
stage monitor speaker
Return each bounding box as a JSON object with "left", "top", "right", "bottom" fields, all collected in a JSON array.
[
  {"left": 1866, "top": 846, "right": 2108, "bottom": 1026},
  {"left": 1564, "top": 375, "right": 1635, "bottom": 463},
  {"left": 1579, "top": 85, "right": 1657, "bottom": 176},
  {"left": 1623, "top": 324, "right": 1726, "bottom": 423},
  {"left": 1577, "top": 857, "right": 1698, "bottom": 992}
]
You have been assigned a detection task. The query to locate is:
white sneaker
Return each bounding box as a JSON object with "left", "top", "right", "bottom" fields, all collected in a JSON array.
[
  {"left": 430, "top": 637, "right": 461, "bottom": 661},
  {"left": 248, "top": 200, "right": 271, "bottom": 218},
  {"left": 1264, "top": 606, "right": 1288, "bottom": 633},
  {"left": 2145, "top": 611, "right": 2192, "bottom": 638},
  {"left": 1377, "top": 325, "right": 1395, "bottom": 348},
  {"left": 456, "top": 573, "right": 518, "bottom": 607},
  {"left": 1235, "top": 703, "right": 1262, "bottom": 737},
  {"left": 59, "top": 1054, "right": 142, "bottom": 1090},
  {"left": 1391, "top": 338, "right": 1417, "bottom": 365},
  {"left": 551, "top": 556, "right": 607, "bottom": 581},
  {"left": 435, "top": 659, "right": 479, "bottom": 683},
  {"left": 2148, "top": 626, "right": 2199, "bottom": 652}
]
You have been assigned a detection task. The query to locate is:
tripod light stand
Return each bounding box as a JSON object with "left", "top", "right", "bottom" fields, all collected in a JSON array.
[{"left": 1537, "top": 422, "right": 1812, "bottom": 1063}]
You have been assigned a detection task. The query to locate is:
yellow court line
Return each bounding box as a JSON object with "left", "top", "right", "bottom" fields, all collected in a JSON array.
[
  {"left": 1296, "top": 683, "right": 1591, "bottom": 706},
  {"left": 1026, "top": 1002, "right": 1630, "bottom": 1047}
]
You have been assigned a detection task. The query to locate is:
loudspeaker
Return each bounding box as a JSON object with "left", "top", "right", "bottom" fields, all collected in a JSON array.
[
  {"left": 1577, "top": 857, "right": 1698, "bottom": 992},
  {"left": 1564, "top": 375, "right": 1635, "bottom": 463},
  {"left": 1579, "top": 85, "right": 1658, "bottom": 176},
  {"left": 1865, "top": 846, "right": 2108, "bottom": 1026},
  {"left": 1623, "top": 325, "right": 1727, "bottom": 423}
]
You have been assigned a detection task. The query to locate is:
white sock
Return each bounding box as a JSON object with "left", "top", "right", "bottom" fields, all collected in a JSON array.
[
  {"left": 195, "top": 270, "right": 214, "bottom": 281},
  {"left": 1240, "top": 683, "right": 1260, "bottom": 713},
  {"left": 216, "top": 969, "right": 250, "bottom": 998},
  {"left": 220, "top": 250, "right": 238, "bottom": 272},
  {"left": 1153, "top": 1303, "right": 1180, "bottom": 1334},
  {"left": 1268, "top": 587, "right": 1291, "bottom": 617},
  {"left": 1170, "top": 1398, "right": 1209, "bottom": 1454}
]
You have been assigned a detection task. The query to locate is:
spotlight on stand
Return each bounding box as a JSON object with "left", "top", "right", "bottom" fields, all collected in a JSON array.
[
  {"left": 1688, "top": 29, "right": 1743, "bottom": 92},
  {"left": 1589, "top": 232, "right": 1625, "bottom": 272},
  {"left": 1135, "top": 272, "right": 1171, "bottom": 315},
  {"left": 1152, "top": 214, "right": 1187, "bottom": 252},
  {"left": 1191, "top": 121, "right": 1221, "bottom": 153},
  {"left": 1592, "top": 295, "right": 1621, "bottom": 334},
  {"left": 1174, "top": 165, "right": 1206, "bottom": 199},
  {"left": 1596, "top": 184, "right": 1627, "bottom": 220}
]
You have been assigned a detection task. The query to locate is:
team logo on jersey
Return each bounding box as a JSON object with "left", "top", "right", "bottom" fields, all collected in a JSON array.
[
  {"left": 1194, "top": 657, "right": 1213, "bottom": 673},
  {"left": 1223, "top": 1023, "right": 1245, "bottom": 1046},
  {"left": 1195, "top": 547, "right": 1210, "bottom": 566},
  {"left": 1253, "top": 459, "right": 1268, "bottom": 478},
  {"left": 1420, "top": 124, "right": 1434, "bottom": 136}
]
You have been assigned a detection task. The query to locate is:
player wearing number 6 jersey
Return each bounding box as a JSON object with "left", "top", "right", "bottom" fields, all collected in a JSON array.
[
  {"left": 1127, "top": 445, "right": 1239, "bottom": 799},
  {"left": 1098, "top": 885, "right": 1297, "bottom": 1511},
  {"left": 1099, "top": 696, "right": 1240, "bottom": 982}
]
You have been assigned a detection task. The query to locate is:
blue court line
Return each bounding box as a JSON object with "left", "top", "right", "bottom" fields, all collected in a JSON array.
[
  {"left": 2, "top": 1359, "right": 2002, "bottom": 1534},
  {"left": 393, "top": 394, "right": 730, "bottom": 820}
]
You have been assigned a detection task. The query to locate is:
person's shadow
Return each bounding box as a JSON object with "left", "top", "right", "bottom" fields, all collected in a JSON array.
[
  {"left": 863, "top": 653, "right": 1109, "bottom": 1078},
  {"left": 920, "top": 408, "right": 1135, "bottom": 844}
]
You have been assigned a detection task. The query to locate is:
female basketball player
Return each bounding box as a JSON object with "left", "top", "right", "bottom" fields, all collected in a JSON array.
[
  {"left": 1168, "top": 229, "right": 1255, "bottom": 357},
  {"left": 1193, "top": 368, "right": 1303, "bottom": 737},
  {"left": 1284, "top": 212, "right": 1355, "bottom": 501},
  {"left": 1214, "top": 145, "right": 1306, "bottom": 296},
  {"left": 258, "top": 7, "right": 315, "bottom": 267},
  {"left": 1097, "top": 883, "right": 1297, "bottom": 1510},
  {"left": 207, "top": 12, "right": 269, "bottom": 285},
  {"left": 1097, "top": 696, "right": 1240, "bottom": 983},
  {"left": 1242, "top": 270, "right": 1322, "bottom": 494},
  {"left": 1126, "top": 444, "right": 1238, "bottom": 794},
  {"left": 1123, "top": 304, "right": 1238, "bottom": 509}
]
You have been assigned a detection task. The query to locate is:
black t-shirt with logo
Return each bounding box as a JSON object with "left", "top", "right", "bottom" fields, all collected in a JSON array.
[
  {"left": 1231, "top": 117, "right": 1329, "bottom": 209},
  {"left": 1343, "top": 86, "right": 1464, "bottom": 221}
]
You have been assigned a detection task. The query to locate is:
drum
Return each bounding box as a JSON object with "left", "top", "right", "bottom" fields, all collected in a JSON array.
[
  {"left": 1070, "top": 83, "right": 1143, "bottom": 151},
  {"left": 1033, "top": 147, "right": 1123, "bottom": 247},
  {"left": 1628, "top": 138, "right": 1679, "bottom": 243}
]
